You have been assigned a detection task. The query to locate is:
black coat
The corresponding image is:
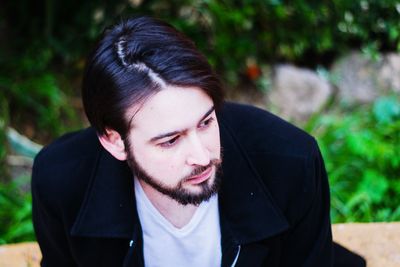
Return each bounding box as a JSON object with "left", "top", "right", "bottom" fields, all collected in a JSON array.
[{"left": 32, "top": 102, "right": 333, "bottom": 266}]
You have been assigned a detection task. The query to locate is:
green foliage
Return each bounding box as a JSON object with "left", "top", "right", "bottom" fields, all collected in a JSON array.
[
  {"left": 0, "top": 44, "right": 82, "bottom": 142},
  {"left": 0, "top": 135, "right": 5, "bottom": 174},
  {"left": 0, "top": 176, "right": 34, "bottom": 244},
  {"left": 135, "top": 0, "right": 400, "bottom": 84},
  {"left": 3, "top": 0, "right": 400, "bottom": 89},
  {"left": 307, "top": 96, "right": 400, "bottom": 222},
  {"left": 0, "top": 90, "right": 9, "bottom": 178}
]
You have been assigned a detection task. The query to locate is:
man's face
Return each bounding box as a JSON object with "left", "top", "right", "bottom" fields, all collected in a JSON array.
[{"left": 124, "top": 86, "right": 222, "bottom": 205}]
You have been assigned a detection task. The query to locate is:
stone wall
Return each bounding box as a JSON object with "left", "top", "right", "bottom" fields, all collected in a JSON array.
[
  {"left": 253, "top": 52, "right": 400, "bottom": 124},
  {"left": 0, "top": 223, "right": 399, "bottom": 266}
]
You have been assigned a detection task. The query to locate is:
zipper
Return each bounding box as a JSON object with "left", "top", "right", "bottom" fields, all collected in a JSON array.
[
  {"left": 230, "top": 245, "right": 241, "bottom": 267},
  {"left": 123, "top": 239, "right": 135, "bottom": 267},
  {"left": 122, "top": 226, "right": 144, "bottom": 267}
]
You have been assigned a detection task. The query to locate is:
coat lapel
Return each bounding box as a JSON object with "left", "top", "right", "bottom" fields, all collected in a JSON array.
[
  {"left": 218, "top": 113, "right": 289, "bottom": 245},
  {"left": 70, "top": 147, "right": 136, "bottom": 239},
  {"left": 218, "top": 108, "right": 289, "bottom": 266}
]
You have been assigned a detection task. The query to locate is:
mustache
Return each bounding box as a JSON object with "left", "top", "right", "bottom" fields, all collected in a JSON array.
[{"left": 184, "top": 158, "right": 222, "bottom": 180}]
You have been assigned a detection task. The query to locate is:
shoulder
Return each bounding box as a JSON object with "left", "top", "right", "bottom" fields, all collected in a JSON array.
[
  {"left": 33, "top": 127, "right": 100, "bottom": 169},
  {"left": 218, "top": 101, "right": 316, "bottom": 156},
  {"left": 218, "top": 102, "right": 324, "bottom": 222},
  {"left": 32, "top": 128, "right": 101, "bottom": 213}
]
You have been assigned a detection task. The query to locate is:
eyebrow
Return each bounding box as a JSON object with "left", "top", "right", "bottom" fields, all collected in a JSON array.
[{"left": 149, "top": 106, "right": 215, "bottom": 143}]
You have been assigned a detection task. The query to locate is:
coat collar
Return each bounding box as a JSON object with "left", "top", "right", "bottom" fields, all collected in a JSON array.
[
  {"left": 70, "top": 107, "right": 289, "bottom": 243},
  {"left": 217, "top": 114, "right": 289, "bottom": 244},
  {"left": 70, "top": 146, "right": 137, "bottom": 238}
]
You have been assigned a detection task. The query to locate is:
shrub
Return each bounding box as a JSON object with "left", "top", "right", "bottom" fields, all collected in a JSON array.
[
  {"left": 0, "top": 176, "right": 34, "bottom": 244},
  {"left": 3, "top": 1, "right": 400, "bottom": 88},
  {"left": 307, "top": 96, "right": 400, "bottom": 222},
  {"left": 0, "top": 95, "right": 8, "bottom": 179},
  {"left": 0, "top": 44, "right": 82, "bottom": 142}
]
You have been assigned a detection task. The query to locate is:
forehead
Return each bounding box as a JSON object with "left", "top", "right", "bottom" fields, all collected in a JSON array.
[{"left": 128, "top": 86, "right": 214, "bottom": 135}]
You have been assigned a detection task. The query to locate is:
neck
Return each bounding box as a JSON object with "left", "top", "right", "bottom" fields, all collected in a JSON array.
[{"left": 138, "top": 179, "right": 198, "bottom": 229}]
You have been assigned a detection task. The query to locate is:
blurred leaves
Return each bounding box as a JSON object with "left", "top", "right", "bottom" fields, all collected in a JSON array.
[
  {"left": 3, "top": 0, "right": 400, "bottom": 90},
  {"left": 308, "top": 96, "right": 400, "bottom": 222},
  {"left": 0, "top": 176, "right": 35, "bottom": 244},
  {"left": 0, "top": 44, "right": 81, "bottom": 142},
  {"left": 373, "top": 96, "right": 400, "bottom": 125}
]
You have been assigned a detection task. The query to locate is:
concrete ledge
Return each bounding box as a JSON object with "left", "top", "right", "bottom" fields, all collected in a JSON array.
[
  {"left": 0, "top": 223, "right": 399, "bottom": 266},
  {"left": 332, "top": 222, "right": 400, "bottom": 267},
  {"left": 0, "top": 242, "right": 41, "bottom": 267}
]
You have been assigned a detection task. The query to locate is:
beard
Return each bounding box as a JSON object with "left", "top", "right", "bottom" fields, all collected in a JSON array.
[{"left": 125, "top": 141, "right": 222, "bottom": 206}]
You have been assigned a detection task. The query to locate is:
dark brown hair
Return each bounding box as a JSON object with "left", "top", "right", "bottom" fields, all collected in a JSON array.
[{"left": 82, "top": 16, "right": 223, "bottom": 139}]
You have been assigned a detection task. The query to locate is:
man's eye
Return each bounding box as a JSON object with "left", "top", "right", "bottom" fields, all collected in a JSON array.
[
  {"left": 159, "top": 136, "right": 180, "bottom": 148},
  {"left": 199, "top": 117, "right": 214, "bottom": 129}
]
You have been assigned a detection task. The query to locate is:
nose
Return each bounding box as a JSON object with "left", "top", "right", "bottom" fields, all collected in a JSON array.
[{"left": 186, "top": 133, "right": 210, "bottom": 166}]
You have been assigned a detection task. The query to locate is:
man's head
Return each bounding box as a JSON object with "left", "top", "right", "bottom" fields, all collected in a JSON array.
[
  {"left": 82, "top": 16, "right": 223, "bottom": 139},
  {"left": 81, "top": 16, "right": 224, "bottom": 205}
]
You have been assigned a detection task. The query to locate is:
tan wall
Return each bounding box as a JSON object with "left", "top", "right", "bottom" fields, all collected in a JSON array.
[{"left": 332, "top": 223, "right": 400, "bottom": 267}]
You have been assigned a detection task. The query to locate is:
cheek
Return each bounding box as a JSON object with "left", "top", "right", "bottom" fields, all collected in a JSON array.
[
  {"left": 133, "top": 145, "right": 183, "bottom": 175},
  {"left": 128, "top": 135, "right": 185, "bottom": 181},
  {"left": 207, "top": 123, "right": 221, "bottom": 154}
]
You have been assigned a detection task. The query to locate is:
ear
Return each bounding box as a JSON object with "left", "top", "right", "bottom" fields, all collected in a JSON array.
[{"left": 98, "top": 129, "right": 127, "bottom": 161}]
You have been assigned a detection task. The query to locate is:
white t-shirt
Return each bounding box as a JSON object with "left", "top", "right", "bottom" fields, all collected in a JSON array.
[{"left": 134, "top": 178, "right": 222, "bottom": 267}]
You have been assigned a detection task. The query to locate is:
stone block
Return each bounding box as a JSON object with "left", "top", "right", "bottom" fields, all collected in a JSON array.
[{"left": 332, "top": 222, "right": 400, "bottom": 267}]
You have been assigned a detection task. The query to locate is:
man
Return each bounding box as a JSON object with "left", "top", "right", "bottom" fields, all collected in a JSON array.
[{"left": 32, "top": 16, "right": 333, "bottom": 266}]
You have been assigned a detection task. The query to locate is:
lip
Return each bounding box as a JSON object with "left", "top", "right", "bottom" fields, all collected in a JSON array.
[{"left": 186, "top": 166, "right": 213, "bottom": 185}]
